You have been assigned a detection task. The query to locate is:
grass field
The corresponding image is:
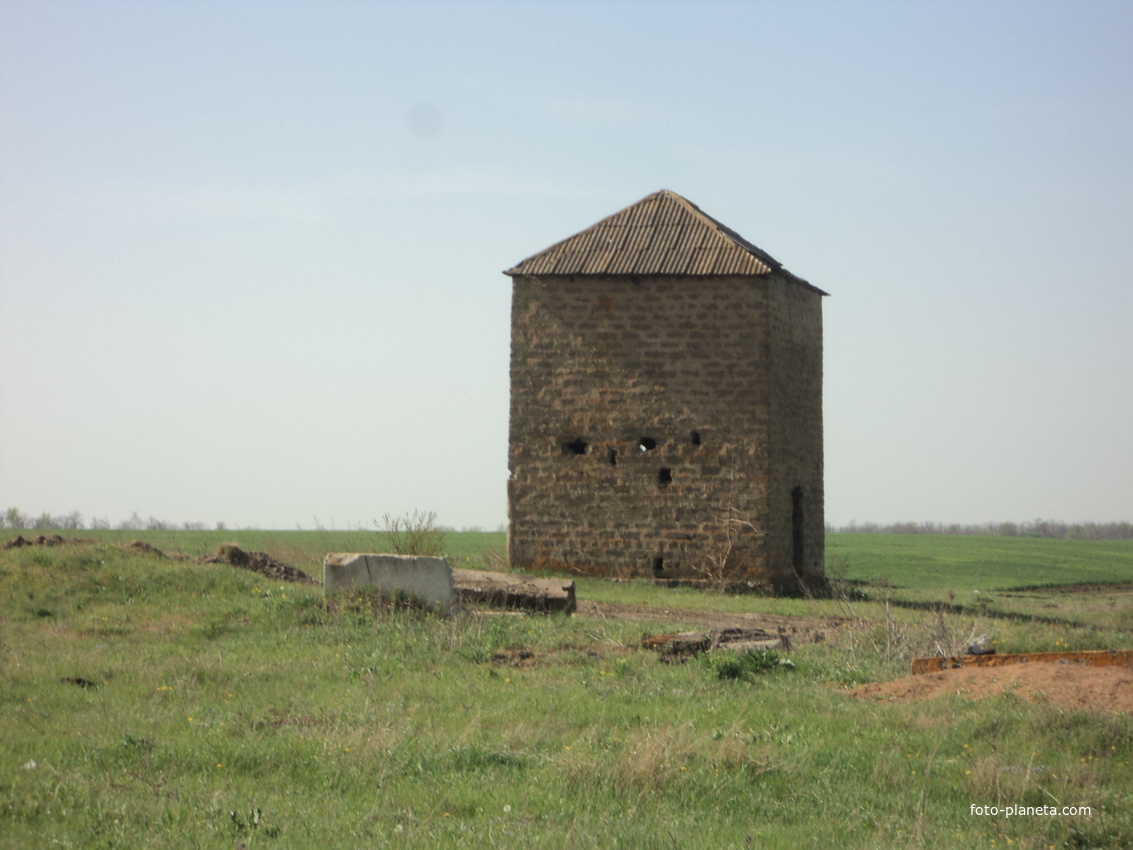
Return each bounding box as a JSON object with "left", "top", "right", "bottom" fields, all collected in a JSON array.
[
  {"left": 829, "top": 533, "right": 1133, "bottom": 591},
  {"left": 2, "top": 531, "right": 1131, "bottom": 848}
]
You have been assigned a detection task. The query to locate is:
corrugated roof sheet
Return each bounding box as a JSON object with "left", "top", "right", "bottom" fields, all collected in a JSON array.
[{"left": 504, "top": 190, "right": 825, "bottom": 293}]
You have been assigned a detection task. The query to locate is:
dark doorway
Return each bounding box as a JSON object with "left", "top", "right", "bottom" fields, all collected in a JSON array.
[{"left": 791, "top": 486, "right": 805, "bottom": 572}]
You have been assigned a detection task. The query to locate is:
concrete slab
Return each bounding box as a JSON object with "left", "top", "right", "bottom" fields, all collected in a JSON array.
[
  {"left": 324, "top": 553, "right": 456, "bottom": 613},
  {"left": 451, "top": 568, "right": 576, "bottom": 614}
]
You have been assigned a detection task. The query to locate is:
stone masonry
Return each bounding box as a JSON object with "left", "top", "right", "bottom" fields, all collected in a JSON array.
[{"left": 504, "top": 190, "right": 826, "bottom": 589}]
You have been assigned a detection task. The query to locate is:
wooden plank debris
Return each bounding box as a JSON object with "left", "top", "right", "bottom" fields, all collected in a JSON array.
[{"left": 642, "top": 627, "right": 791, "bottom": 662}]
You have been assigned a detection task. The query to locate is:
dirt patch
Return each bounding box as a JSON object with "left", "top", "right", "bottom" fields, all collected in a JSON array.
[
  {"left": 202, "top": 544, "right": 318, "bottom": 585},
  {"left": 489, "top": 644, "right": 631, "bottom": 668},
  {"left": 491, "top": 648, "right": 540, "bottom": 667},
  {"left": 248, "top": 707, "right": 319, "bottom": 731},
  {"left": 2, "top": 534, "right": 94, "bottom": 549},
  {"left": 59, "top": 676, "right": 99, "bottom": 689},
  {"left": 576, "top": 600, "right": 840, "bottom": 644},
  {"left": 128, "top": 540, "right": 169, "bottom": 556},
  {"left": 848, "top": 663, "right": 1133, "bottom": 714}
]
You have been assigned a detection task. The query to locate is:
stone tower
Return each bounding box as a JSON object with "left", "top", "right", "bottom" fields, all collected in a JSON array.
[{"left": 504, "top": 190, "right": 826, "bottom": 589}]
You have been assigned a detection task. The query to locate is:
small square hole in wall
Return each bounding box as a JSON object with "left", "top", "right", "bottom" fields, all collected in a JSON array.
[
  {"left": 658, "top": 467, "right": 673, "bottom": 488},
  {"left": 637, "top": 436, "right": 657, "bottom": 452},
  {"left": 608, "top": 449, "right": 618, "bottom": 466},
  {"left": 561, "top": 438, "right": 589, "bottom": 456},
  {"left": 690, "top": 430, "right": 701, "bottom": 446}
]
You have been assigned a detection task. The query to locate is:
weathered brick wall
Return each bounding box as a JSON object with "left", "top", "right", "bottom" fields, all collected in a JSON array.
[
  {"left": 765, "top": 277, "right": 826, "bottom": 581},
  {"left": 507, "top": 273, "right": 823, "bottom": 585}
]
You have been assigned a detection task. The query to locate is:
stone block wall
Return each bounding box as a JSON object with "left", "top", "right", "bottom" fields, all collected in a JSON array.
[
  {"left": 508, "top": 273, "right": 823, "bottom": 584},
  {"left": 765, "top": 276, "right": 826, "bottom": 581}
]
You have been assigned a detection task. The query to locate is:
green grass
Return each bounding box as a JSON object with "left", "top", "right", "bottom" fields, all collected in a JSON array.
[
  {"left": 1, "top": 534, "right": 1131, "bottom": 848},
  {"left": 830, "top": 533, "right": 1133, "bottom": 591}
]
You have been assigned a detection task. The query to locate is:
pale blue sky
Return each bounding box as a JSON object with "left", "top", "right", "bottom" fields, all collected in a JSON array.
[{"left": 2, "top": 1, "right": 1130, "bottom": 529}]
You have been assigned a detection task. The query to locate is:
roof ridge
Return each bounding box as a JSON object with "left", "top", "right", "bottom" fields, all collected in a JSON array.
[
  {"left": 654, "top": 190, "right": 784, "bottom": 271},
  {"left": 504, "top": 190, "right": 822, "bottom": 292}
]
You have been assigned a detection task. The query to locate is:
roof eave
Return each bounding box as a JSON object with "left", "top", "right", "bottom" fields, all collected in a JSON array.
[{"left": 504, "top": 267, "right": 828, "bottom": 296}]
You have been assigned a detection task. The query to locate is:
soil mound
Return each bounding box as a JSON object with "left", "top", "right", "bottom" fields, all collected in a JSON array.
[
  {"left": 128, "top": 540, "right": 167, "bottom": 556},
  {"left": 2, "top": 534, "right": 94, "bottom": 549},
  {"left": 849, "top": 663, "right": 1133, "bottom": 714},
  {"left": 203, "top": 544, "right": 318, "bottom": 585}
]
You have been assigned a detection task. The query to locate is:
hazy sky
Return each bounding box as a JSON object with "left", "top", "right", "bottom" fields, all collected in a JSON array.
[{"left": 2, "top": 1, "right": 1131, "bottom": 530}]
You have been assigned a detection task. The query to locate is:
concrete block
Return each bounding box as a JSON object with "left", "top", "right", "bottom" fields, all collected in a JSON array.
[{"left": 324, "top": 553, "right": 456, "bottom": 613}]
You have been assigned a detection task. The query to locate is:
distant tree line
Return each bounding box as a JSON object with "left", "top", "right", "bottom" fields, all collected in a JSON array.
[
  {"left": 5, "top": 507, "right": 1127, "bottom": 540},
  {"left": 2, "top": 508, "right": 216, "bottom": 532},
  {"left": 827, "top": 519, "right": 1133, "bottom": 541},
  {"left": 0, "top": 508, "right": 503, "bottom": 534}
]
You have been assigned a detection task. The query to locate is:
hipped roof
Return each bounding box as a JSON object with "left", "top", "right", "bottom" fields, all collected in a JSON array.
[{"left": 504, "top": 189, "right": 825, "bottom": 294}]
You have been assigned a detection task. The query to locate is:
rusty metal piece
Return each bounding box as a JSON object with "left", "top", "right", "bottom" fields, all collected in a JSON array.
[{"left": 911, "top": 649, "right": 1133, "bottom": 676}]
